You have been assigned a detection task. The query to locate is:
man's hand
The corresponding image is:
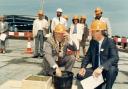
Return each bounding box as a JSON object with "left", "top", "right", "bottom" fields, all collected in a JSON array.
[
  {"left": 92, "top": 68, "right": 103, "bottom": 78},
  {"left": 78, "top": 68, "right": 86, "bottom": 77},
  {"left": 55, "top": 67, "right": 62, "bottom": 77}
]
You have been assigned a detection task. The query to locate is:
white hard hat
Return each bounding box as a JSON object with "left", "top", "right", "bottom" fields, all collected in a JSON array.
[{"left": 56, "top": 8, "right": 63, "bottom": 12}]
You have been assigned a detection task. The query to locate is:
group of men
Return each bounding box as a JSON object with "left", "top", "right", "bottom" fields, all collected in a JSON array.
[
  {"left": 32, "top": 7, "right": 119, "bottom": 89},
  {"left": 0, "top": 7, "right": 119, "bottom": 89}
]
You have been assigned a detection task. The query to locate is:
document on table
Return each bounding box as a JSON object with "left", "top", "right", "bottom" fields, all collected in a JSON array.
[
  {"left": 0, "top": 33, "right": 7, "bottom": 41},
  {"left": 80, "top": 75, "right": 104, "bottom": 89}
]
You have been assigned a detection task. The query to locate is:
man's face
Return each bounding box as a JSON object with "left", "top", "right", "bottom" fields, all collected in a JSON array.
[
  {"left": 95, "top": 11, "right": 102, "bottom": 19},
  {"left": 38, "top": 14, "right": 43, "bottom": 20},
  {"left": 80, "top": 19, "right": 86, "bottom": 24},
  {"left": 91, "top": 30, "right": 103, "bottom": 41},
  {"left": 54, "top": 33, "right": 64, "bottom": 42},
  {"left": 57, "top": 12, "right": 62, "bottom": 17}
]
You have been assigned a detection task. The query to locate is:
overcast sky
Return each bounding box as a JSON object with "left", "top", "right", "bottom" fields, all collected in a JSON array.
[{"left": 0, "top": 0, "right": 127, "bottom": 36}]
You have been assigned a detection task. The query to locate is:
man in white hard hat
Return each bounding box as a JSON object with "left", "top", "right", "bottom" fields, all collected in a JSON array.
[{"left": 51, "top": 8, "right": 67, "bottom": 33}]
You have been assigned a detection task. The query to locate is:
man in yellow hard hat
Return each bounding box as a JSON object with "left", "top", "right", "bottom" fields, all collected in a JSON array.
[
  {"left": 77, "top": 20, "right": 119, "bottom": 89},
  {"left": 94, "top": 7, "right": 112, "bottom": 38},
  {"left": 41, "top": 24, "right": 77, "bottom": 76},
  {"left": 32, "top": 10, "right": 48, "bottom": 58},
  {"left": 63, "top": 15, "right": 69, "bottom": 21},
  {"left": 63, "top": 15, "right": 70, "bottom": 32},
  {"left": 80, "top": 16, "right": 89, "bottom": 56}
]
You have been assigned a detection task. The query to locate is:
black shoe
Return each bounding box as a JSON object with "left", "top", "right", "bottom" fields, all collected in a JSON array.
[
  {"left": 39, "top": 52, "right": 45, "bottom": 57},
  {"left": 32, "top": 55, "right": 38, "bottom": 58},
  {"left": 40, "top": 54, "right": 45, "bottom": 58}
]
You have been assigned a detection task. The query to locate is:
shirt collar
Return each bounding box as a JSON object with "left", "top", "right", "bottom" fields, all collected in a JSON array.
[{"left": 98, "top": 37, "right": 104, "bottom": 45}]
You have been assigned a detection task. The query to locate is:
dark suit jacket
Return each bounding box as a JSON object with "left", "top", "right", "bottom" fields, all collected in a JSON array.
[{"left": 81, "top": 37, "right": 119, "bottom": 71}]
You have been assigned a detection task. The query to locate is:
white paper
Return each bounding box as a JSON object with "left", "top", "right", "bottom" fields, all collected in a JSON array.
[
  {"left": 80, "top": 75, "right": 104, "bottom": 89},
  {"left": 0, "top": 33, "right": 7, "bottom": 41}
]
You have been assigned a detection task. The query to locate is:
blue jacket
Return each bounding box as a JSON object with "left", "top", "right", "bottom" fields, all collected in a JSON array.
[{"left": 81, "top": 37, "right": 119, "bottom": 71}]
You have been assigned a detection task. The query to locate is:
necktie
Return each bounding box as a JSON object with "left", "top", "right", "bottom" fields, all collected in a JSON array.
[
  {"left": 73, "top": 25, "right": 77, "bottom": 34},
  {"left": 59, "top": 42, "right": 61, "bottom": 52},
  {"left": 57, "top": 42, "right": 62, "bottom": 65},
  {"left": 95, "top": 42, "right": 100, "bottom": 68},
  {"left": 59, "top": 17, "right": 60, "bottom": 22}
]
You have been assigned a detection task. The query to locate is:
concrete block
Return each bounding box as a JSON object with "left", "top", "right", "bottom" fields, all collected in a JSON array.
[{"left": 22, "top": 75, "right": 52, "bottom": 89}]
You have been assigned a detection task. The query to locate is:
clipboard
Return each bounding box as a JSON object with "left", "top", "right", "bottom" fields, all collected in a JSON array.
[
  {"left": 80, "top": 75, "right": 104, "bottom": 89},
  {"left": 0, "top": 33, "right": 7, "bottom": 41}
]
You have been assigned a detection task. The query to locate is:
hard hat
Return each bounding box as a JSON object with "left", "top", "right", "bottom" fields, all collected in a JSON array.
[
  {"left": 80, "top": 16, "right": 87, "bottom": 19},
  {"left": 90, "top": 20, "right": 107, "bottom": 31},
  {"left": 56, "top": 8, "right": 63, "bottom": 13},
  {"left": 95, "top": 7, "right": 103, "bottom": 14},
  {"left": 63, "top": 15, "right": 68, "bottom": 20},
  {"left": 73, "top": 16, "right": 79, "bottom": 20},
  {"left": 37, "top": 10, "right": 44, "bottom": 15},
  {"left": 54, "top": 24, "right": 66, "bottom": 33}
]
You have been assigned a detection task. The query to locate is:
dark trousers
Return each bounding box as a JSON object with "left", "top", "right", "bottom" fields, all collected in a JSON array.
[
  {"left": 34, "top": 30, "right": 44, "bottom": 56},
  {"left": 77, "top": 66, "right": 118, "bottom": 89},
  {"left": 97, "top": 66, "right": 118, "bottom": 89},
  {"left": 0, "top": 38, "right": 7, "bottom": 51}
]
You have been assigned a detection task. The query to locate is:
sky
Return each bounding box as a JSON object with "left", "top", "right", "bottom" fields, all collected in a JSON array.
[{"left": 0, "top": 0, "right": 127, "bottom": 37}]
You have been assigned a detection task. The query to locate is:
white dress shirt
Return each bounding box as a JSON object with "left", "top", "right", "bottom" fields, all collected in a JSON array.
[
  {"left": 0, "top": 22, "right": 4, "bottom": 29},
  {"left": 98, "top": 38, "right": 104, "bottom": 66},
  {"left": 51, "top": 17, "right": 67, "bottom": 33},
  {"left": 32, "top": 18, "right": 48, "bottom": 37}
]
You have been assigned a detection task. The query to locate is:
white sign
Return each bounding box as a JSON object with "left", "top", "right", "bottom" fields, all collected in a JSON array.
[{"left": 0, "top": 33, "right": 7, "bottom": 41}]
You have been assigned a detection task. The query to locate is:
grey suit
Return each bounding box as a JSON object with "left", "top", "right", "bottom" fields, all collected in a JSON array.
[
  {"left": 0, "top": 21, "right": 8, "bottom": 52},
  {"left": 42, "top": 36, "right": 77, "bottom": 76}
]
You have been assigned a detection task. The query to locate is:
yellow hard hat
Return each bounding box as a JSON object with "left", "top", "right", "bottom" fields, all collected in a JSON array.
[
  {"left": 54, "top": 24, "right": 66, "bottom": 33},
  {"left": 63, "top": 15, "right": 68, "bottom": 20},
  {"left": 73, "top": 16, "right": 79, "bottom": 20},
  {"left": 37, "top": 10, "right": 44, "bottom": 15},
  {"left": 80, "top": 16, "right": 87, "bottom": 19},
  {"left": 90, "top": 20, "right": 107, "bottom": 31},
  {"left": 95, "top": 7, "right": 103, "bottom": 14}
]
